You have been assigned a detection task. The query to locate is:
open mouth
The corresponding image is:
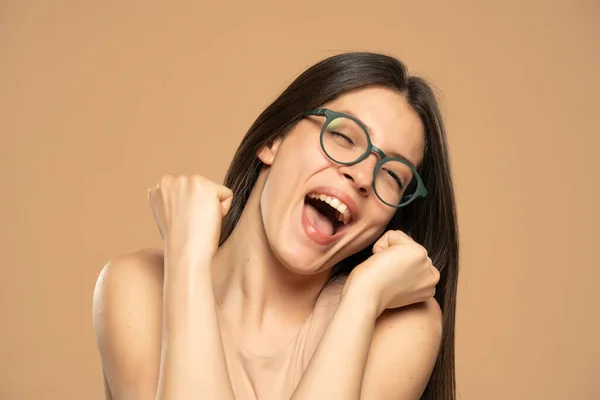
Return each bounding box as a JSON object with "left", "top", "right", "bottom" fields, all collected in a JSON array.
[{"left": 303, "top": 193, "right": 353, "bottom": 236}]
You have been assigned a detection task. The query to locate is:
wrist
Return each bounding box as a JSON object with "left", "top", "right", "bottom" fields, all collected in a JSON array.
[
  {"left": 341, "top": 274, "right": 381, "bottom": 319},
  {"left": 165, "top": 239, "right": 214, "bottom": 269},
  {"left": 162, "top": 250, "right": 216, "bottom": 317},
  {"left": 163, "top": 245, "right": 214, "bottom": 295}
]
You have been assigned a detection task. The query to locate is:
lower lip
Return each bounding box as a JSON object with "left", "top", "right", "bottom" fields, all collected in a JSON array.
[{"left": 301, "top": 202, "right": 348, "bottom": 246}]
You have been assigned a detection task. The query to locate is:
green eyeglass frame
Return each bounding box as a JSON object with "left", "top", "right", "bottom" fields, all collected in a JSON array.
[{"left": 303, "top": 108, "right": 428, "bottom": 208}]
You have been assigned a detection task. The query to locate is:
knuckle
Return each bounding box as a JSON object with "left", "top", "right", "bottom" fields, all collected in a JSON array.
[
  {"left": 397, "top": 230, "right": 411, "bottom": 241},
  {"left": 414, "top": 246, "right": 428, "bottom": 261},
  {"left": 160, "top": 174, "right": 174, "bottom": 187},
  {"left": 176, "top": 174, "right": 189, "bottom": 183}
]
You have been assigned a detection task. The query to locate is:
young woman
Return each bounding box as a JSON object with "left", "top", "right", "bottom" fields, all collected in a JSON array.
[{"left": 93, "top": 52, "right": 459, "bottom": 400}]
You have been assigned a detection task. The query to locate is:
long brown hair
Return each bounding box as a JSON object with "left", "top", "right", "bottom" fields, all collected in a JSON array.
[{"left": 219, "top": 52, "right": 459, "bottom": 400}]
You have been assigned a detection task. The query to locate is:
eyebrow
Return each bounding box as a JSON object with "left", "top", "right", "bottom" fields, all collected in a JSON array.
[{"left": 337, "top": 109, "right": 419, "bottom": 168}]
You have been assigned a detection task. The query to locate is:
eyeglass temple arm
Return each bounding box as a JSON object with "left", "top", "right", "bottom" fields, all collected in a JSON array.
[{"left": 303, "top": 109, "right": 327, "bottom": 117}]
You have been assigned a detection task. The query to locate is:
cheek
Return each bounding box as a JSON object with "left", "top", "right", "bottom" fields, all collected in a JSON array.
[
  {"left": 295, "top": 134, "right": 331, "bottom": 169},
  {"left": 258, "top": 135, "right": 330, "bottom": 230},
  {"left": 353, "top": 206, "right": 396, "bottom": 246},
  {"left": 270, "top": 137, "right": 331, "bottom": 185}
]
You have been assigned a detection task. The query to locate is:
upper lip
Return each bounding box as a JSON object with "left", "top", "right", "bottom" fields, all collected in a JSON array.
[{"left": 305, "top": 186, "right": 359, "bottom": 224}]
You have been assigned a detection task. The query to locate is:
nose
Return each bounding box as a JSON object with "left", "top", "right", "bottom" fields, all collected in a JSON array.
[{"left": 338, "top": 153, "right": 379, "bottom": 196}]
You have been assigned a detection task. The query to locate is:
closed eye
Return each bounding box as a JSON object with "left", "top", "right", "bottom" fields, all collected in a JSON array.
[
  {"left": 385, "top": 169, "right": 404, "bottom": 189},
  {"left": 331, "top": 131, "right": 355, "bottom": 145}
]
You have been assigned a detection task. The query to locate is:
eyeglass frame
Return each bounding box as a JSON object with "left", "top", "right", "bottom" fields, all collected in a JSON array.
[{"left": 302, "top": 108, "right": 428, "bottom": 208}]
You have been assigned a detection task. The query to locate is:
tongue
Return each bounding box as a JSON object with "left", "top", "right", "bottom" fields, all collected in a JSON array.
[{"left": 305, "top": 203, "right": 334, "bottom": 236}]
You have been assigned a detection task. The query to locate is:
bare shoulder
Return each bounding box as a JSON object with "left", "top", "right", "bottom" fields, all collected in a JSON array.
[
  {"left": 93, "top": 248, "right": 165, "bottom": 339},
  {"left": 94, "top": 248, "right": 165, "bottom": 292},
  {"left": 361, "top": 298, "right": 443, "bottom": 400},
  {"left": 92, "top": 248, "right": 165, "bottom": 399}
]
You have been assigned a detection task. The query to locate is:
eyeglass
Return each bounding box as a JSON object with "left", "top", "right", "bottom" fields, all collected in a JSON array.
[{"left": 303, "top": 108, "right": 428, "bottom": 208}]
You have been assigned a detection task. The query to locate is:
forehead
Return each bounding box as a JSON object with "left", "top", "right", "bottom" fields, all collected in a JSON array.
[{"left": 321, "top": 86, "right": 426, "bottom": 166}]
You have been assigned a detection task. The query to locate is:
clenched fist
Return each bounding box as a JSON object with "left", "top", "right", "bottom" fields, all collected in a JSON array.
[
  {"left": 147, "top": 174, "right": 233, "bottom": 262},
  {"left": 348, "top": 230, "right": 440, "bottom": 316}
]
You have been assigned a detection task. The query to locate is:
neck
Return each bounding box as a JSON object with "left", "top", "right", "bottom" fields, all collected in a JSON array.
[{"left": 212, "top": 172, "right": 330, "bottom": 328}]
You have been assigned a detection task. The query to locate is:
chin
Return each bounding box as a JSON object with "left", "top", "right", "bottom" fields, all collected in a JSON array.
[
  {"left": 269, "top": 238, "right": 330, "bottom": 276},
  {"left": 273, "top": 246, "right": 325, "bottom": 275}
]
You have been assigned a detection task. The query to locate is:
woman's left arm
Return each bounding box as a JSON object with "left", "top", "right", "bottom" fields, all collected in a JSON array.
[
  {"left": 290, "top": 230, "right": 443, "bottom": 400},
  {"left": 290, "top": 284, "right": 441, "bottom": 400}
]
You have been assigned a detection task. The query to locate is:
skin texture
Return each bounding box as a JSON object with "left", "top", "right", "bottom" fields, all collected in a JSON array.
[{"left": 93, "top": 86, "right": 443, "bottom": 400}]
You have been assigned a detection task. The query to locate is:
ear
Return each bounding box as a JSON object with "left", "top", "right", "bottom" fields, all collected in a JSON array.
[{"left": 257, "top": 138, "right": 282, "bottom": 166}]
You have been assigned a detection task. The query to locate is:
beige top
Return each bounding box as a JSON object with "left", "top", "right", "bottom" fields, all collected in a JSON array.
[{"left": 218, "top": 283, "right": 344, "bottom": 400}]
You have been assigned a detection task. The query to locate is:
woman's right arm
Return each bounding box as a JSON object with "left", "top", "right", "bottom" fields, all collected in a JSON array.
[
  {"left": 93, "top": 246, "right": 237, "bottom": 400},
  {"left": 93, "top": 176, "right": 236, "bottom": 400}
]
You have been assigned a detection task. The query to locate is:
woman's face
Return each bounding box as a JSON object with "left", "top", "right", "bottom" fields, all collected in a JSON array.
[{"left": 258, "top": 86, "right": 425, "bottom": 275}]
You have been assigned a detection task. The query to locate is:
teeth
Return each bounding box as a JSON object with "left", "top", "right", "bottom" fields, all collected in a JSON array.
[
  {"left": 338, "top": 203, "right": 348, "bottom": 216},
  {"left": 307, "top": 193, "right": 352, "bottom": 225}
]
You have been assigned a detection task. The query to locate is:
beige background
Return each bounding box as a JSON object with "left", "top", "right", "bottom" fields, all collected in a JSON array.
[{"left": 2, "top": 1, "right": 599, "bottom": 399}]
